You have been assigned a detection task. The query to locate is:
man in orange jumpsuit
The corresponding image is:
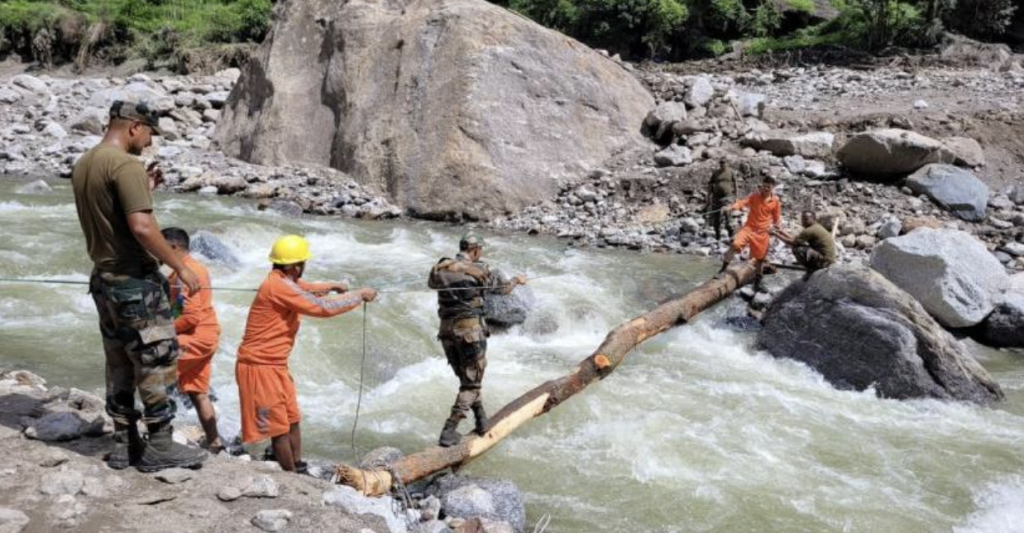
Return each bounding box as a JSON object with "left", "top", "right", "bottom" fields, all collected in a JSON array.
[
  {"left": 163, "top": 228, "right": 224, "bottom": 452},
  {"left": 236, "top": 235, "right": 377, "bottom": 472},
  {"left": 720, "top": 174, "right": 782, "bottom": 291}
]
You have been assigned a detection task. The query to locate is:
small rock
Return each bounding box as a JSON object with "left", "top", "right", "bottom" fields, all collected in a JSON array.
[
  {"left": 16, "top": 180, "right": 53, "bottom": 195},
  {"left": 217, "top": 486, "right": 242, "bottom": 502},
  {"left": 1002, "top": 242, "right": 1024, "bottom": 257},
  {"left": 12, "top": 74, "right": 49, "bottom": 94},
  {"left": 42, "top": 122, "right": 68, "bottom": 139},
  {"left": 243, "top": 475, "right": 280, "bottom": 498},
  {"left": 654, "top": 145, "right": 692, "bottom": 167},
  {"left": 38, "top": 449, "right": 69, "bottom": 468},
  {"left": 913, "top": 99, "right": 929, "bottom": 109},
  {"left": 202, "top": 109, "right": 221, "bottom": 123},
  {"left": 155, "top": 468, "right": 193, "bottom": 484},
  {"left": 39, "top": 470, "right": 84, "bottom": 496},
  {"left": 0, "top": 508, "right": 30, "bottom": 532},
  {"left": 25, "top": 412, "right": 89, "bottom": 441},
  {"left": 252, "top": 510, "right": 292, "bottom": 532}
]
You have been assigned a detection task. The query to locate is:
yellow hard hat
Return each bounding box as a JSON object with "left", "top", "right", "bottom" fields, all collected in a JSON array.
[{"left": 269, "top": 235, "right": 312, "bottom": 265}]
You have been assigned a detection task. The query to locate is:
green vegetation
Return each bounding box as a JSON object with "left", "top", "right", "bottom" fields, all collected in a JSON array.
[{"left": 0, "top": 0, "right": 272, "bottom": 69}]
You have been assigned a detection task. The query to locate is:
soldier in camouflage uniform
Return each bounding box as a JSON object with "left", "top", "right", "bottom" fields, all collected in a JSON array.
[
  {"left": 428, "top": 234, "right": 527, "bottom": 447},
  {"left": 73, "top": 101, "right": 206, "bottom": 472}
]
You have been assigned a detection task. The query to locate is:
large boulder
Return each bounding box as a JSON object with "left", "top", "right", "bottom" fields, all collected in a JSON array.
[
  {"left": 978, "top": 285, "right": 1024, "bottom": 348},
  {"left": 759, "top": 266, "right": 1003, "bottom": 404},
  {"left": 837, "top": 129, "right": 954, "bottom": 178},
  {"left": 483, "top": 277, "right": 534, "bottom": 329},
  {"left": 941, "top": 136, "right": 985, "bottom": 168},
  {"left": 869, "top": 228, "right": 1009, "bottom": 328},
  {"left": 216, "top": 0, "right": 653, "bottom": 220},
  {"left": 743, "top": 131, "right": 834, "bottom": 159},
  {"left": 425, "top": 475, "right": 525, "bottom": 533},
  {"left": 905, "top": 164, "right": 989, "bottom": 222}
]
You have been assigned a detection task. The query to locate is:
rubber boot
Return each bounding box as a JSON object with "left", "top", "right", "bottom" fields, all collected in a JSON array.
[
  {"left": 136, "top": 421, "right": 207, "bottom": 473},
  {"left": 472, "top": 403, "right": 489, "bottom": 436},
  {"left": 106, "top": 423, "right": 143, "bottom": 470},
  {"left": 438, "top": 415, "right": 463, "bottom": 448}
]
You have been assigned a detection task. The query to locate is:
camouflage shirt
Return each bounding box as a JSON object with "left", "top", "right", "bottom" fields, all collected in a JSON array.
[{"left": 428, "top": 252, "right": 512, "bottom": 320}]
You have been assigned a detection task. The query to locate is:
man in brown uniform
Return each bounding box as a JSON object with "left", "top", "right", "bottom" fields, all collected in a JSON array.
[
  {"left": 773, "top": 211, "right": 837, "bottom": 280},
  {"left": 73, "top": 100, "right": 206, "bottom": 472},
  {"left": 705, "top": 159, "right": 738, "bottom": 241},
  {"left": 428, "top": 234, "right": 526, "bottom": 447}
]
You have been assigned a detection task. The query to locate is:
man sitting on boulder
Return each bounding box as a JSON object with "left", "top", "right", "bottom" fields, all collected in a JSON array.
[
  {"left": 773, "top": 211, "right": 837, "bottom": 280},
  {"left": 720, "top": 174, "right": 782, "bottom": 291}
]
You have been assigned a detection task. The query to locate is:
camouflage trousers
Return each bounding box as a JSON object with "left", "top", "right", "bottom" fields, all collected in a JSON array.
[
  {"left": 706, "top": 196, "right": 734, "bottom": 241},
  {"left": 89, "top": 269, "right": 179, "bottom": 427},
  {"left": 794, "top": 246, "right": 831, "bottom": 272},
  {"left": 439, "top": 317, "right": 488, "bottom": 419}
]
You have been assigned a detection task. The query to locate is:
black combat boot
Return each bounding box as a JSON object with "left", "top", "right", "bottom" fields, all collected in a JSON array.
[
  {"left": 438, "top": 414, "right": 463, "bottom": 447},
  {"left": 472, "top": 403, "right": 489, "bottom": 436},
  {"left": 136, "top": 421, "right": 207, "bottom": 473},
  {"left": 106, "top": 423, "right": 143, "bottom": 470}
]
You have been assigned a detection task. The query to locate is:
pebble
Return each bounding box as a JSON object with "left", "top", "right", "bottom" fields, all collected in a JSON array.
[
  {"left": 216, "top": 486, "right": 242, "bottom": 502},
  {"left": 155, "top": 468, "right": 193, "bottom": 484},
  {"left": 252, "top": 509, "right": 292, "bottom": 532},
  {"left": 243, "top": 475, "right": 280, "bottom": 498},
  {"left": 39, "top": 470, "right": 84, "bottom": 496},
  {"left": 0, "top": 508, "right": 30, "bottom": 533},
  {"left": 37, "top": 449, "right": 69, "bottom": 468}
]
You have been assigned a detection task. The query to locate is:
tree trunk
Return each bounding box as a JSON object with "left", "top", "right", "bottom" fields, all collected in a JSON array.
[{"left": 335, "top": 261, "right": 760, "bottom": 496}]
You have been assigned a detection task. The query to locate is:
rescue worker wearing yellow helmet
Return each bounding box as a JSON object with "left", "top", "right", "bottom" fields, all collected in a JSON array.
[
  {"left": 428, "top": 233, "right": 527, "bottom": 447},
  {"left": 235, "top": 235, "right": 377, "bottom": 472}
]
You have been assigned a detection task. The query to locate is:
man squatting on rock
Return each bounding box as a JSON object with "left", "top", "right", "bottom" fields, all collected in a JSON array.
[
  {"left": 429, "top": 234, "right": 527, "bottom": 447},
  {"left": 235, "top": 235, "right": 377, "bottom": 472},
  {"left": 163, "top": 227, "right": 224, "bottom": 452},
  {"left": 72, "top": 100, "right": 207, "bottom": 472},
  {"left": 773, "top": 211, "right": 838, "bottom": 280},
  {"left": 720, "top": 174, "right": 782, "bottom": 291}
]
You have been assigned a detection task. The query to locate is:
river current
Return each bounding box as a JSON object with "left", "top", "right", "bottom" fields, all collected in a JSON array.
[{"left": 1, "top": 179, "right": 1023, "bottom": 532}]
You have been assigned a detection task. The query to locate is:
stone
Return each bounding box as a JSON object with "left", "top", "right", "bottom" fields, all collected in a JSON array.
[
  {"left": 876, "top": 218, "right": 902, "bottom": 239},
  {"left": 416, "top": 520, "right": 451, "bottom": 533},
  {"left": 69, "top": 107, "right": 107, "bottom": 135},
  {"left": 16, "top": 180, "right": 52, "bottom": 195},
  {"left": 87, "top": 82, "right": 166, "bottom": 109},
  {"left": 215, "top": 68, "right": 242, "bottom": 82},
  {"left": 426, "top": 475, "right": 526, "bottom": 533},
  {"left": 989, "top": 195, "right": 1015, "bottom": 211},
  {"left": 149, "top": 96, "right": 177, "bottom": 114},
  {"left": 242, "top": 475, "right": 280, "bottom": 498},
  {"left": 1, "top": 145, "right": 26, "bottom": 161},
  {"left": 653, "top": 145, "right": 692, "bottom": 167},
  {"left": 202, "top": 109, "right": 221, "bottom": 123},
  {"left": 783, "top": 155, "right": 806, "bottom": 175},
  {"left": 905, "top": 164, "right": 989, "bottom": 222},
  {"left": 759, "top": 266, "right": 1003, "bottom": 404},
  {"left": 38, "top": 449, "right": 69, "bottom": 468},
  {"left": 155, "top": 468, "right": 193, "bottom": 484},
  {"left": 941, "top": 137, "right": 985, "bottom": 167},
  {"left": 644, "top": 101, "right": 688, "bottom": 141},
  {"left": 12, "top": 74, "right": 49, "bottom": 94},
  {"left": 979, "top": 291, "right": 1024, "bottom": 348},
  {"left": 635, "top": 204, "right": 670, "bottom": 224},
  {"left": 212, "top": 174, "right": 248, "bottom": 195},
  {"left": 42, "top": 122, "right": 68, "bottom": 139},
  {"left": 359, "top": 447, "right": 404, "bottom": 470},
  {"left": 1002, "top": 242, "right": 1024, "bottom": 257},
  {"left": 323, "top": 486, "right": 407, "bottom": 533},
  {"left": 0, "top": 88, "right": 22, "bottom": 104},
  {"left": 39, "top": 471, "right": 84, "bottom": 496},
  {"left": 252, "top": 510, "right": 292, "bottom": 532},
  {"left": 216, "top": 486, "right": 242, "bottom": 502},
  {"left": 870, "top": 228, "right": 1009, "bottom": 328},
  {"left": 190, "top": 231, "right": 241, "bottom": 267},
  {"left": 217, "top": 0, "right": 652, "bottom": 220},
  {"left": 685, "top": 76, "right": 714, "bottom": 108},
  {"left": 744, "top": 131, "right": 834, "bottom": 159},
  {"left": 913, "top": 99, "right": 929, "bottom": 110},
  {"left": 0, "top": 508, "right": 30, "bottom": 533},
  {"left": 197, "top": 185, "right": 219, "bottom": 196},
  {"left": 157, "top": 117, "right": 180, "bottom": 141},
  {"left": 734, "top": 92, "right": 766, "bottom": 117},
  {"left": 900, "top": 216, "right": 943, "bottom": 234},
  {"left": 24, "top": 412, "right": 89, "bottom": 441},
  {"left": 203, "top": 91, "right": 230, "bottom": 108},
  {"left": 483, "top": 282, "right": 533, "bottom": 328},
  {"left": 837, "top": 129, "right": 954, "bottom": 178},
  {"left": 1011, "top": 186, "right": 1024, "bottom": 205},
  {"left": 419, "top": 495, "right": 442, "bottom": 522}
]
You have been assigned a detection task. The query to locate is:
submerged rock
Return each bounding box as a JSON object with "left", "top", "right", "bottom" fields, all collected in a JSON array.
[
  {"left": 426, "top": 475, "right": 526, "bottom": 533},
  {"left": 870, "top": 228, "right": 1008, "bottom": 328},
  {"left": 759, "top": 266, "right": 1003, "bottom": 404},
  {"left": 190, "top": 231, "right": 241, "bottom": 268}
]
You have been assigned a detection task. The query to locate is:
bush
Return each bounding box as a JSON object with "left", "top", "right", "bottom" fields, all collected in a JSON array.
[{"left": 946, "top": 0, "right": 1017, "bottom": 40}]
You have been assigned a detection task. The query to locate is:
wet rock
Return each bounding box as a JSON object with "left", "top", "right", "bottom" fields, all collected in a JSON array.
[
  {"left": 941, "top": 137, "right": 985, "bottom": 167},
  {"left": 905, "top": 164, "right": 988, "bottom": 222},
  {"left": 870, "top": 228, "right": 1009, "bottom": 328},
  {"left": 268, "top": 199, "right": 304, "bottom": 217},
  {"left": 484, "top": 283, "right": 534, "bottom": 328},
  {"left": 759, "top": 266, "right": 1003, "bottom": 404},
  {"left": 16, "top": 180, "right": 52, "bottom": 195},
  {"left": 837, "top": 129, "right": 954, "bottom": 178},
  {"left": 252, "top": 510, "right": 292, "bottom": 532},
  {"left": 39, "top": 470, "right": 84, "bottom": 496},
  {"left": 25, "top": 411, "right": 102, "bottom": 441},
  {"left": 323, "top": 486, "right": 407, "bottom": 533},
  {"left": 155, "top": 468, "right": 193, "bottom": 484},
  {"left": 977, "top": 290, "right": 1024, "bottom": 348},
  {"left": 653, "top": 145, "right": 692, "bottom": 167},
  {"left": 426, "top": 475, "right": 526, "bottom": 533},
  {"left": 190, "top": 231, "right": 241, "bottom": 267},
  {"left": 0, "top": 508, "right": 30, "bottom": 532}
]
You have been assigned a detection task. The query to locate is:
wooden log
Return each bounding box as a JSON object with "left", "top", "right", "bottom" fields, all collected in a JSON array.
[{"left": 335, "top": 261, "right": 760, "bottom": 496}]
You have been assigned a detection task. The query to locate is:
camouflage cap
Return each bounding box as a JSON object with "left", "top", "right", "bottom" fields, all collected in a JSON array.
[
  {"left": 459, "top": 232, "right": 485, "bottom": 249},
  {"left": 109, "top": 100, "right": 162, "bottom": 135}
]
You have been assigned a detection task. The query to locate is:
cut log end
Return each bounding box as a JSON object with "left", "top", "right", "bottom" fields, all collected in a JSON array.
[
  {"left": 594, "top": 354, "right": 611, "bottom": 369},
  {"left": 333, "top": 465, "right": 393, "bottom": 497}
]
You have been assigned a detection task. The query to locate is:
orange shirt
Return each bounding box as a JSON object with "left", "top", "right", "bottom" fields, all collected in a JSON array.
[
  {"left": 732, "top": 192, "right": 782, "bottom": 234},
  {"left": 236, "top": 270, "right": 363, "bottom": 366},
  {"left": 168, "top": 254, "right": 221, "bottom": 356}
]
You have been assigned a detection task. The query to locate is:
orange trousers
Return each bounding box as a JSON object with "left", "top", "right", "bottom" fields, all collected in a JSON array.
[
  {"left": 731, "top": 226, "right": 771, "bottom": 261},
  {"left": 236, "top": 362, "right": 300, "bottom": 444}
]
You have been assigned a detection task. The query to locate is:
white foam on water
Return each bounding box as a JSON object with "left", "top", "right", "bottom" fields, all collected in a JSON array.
[{"left": 954, "top": 475, "right": 1024, "bottom": 533}]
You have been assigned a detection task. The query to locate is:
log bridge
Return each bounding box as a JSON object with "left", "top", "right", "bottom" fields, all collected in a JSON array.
[{"left": 335, "top": 261, "right": 759, "bottom": 496}]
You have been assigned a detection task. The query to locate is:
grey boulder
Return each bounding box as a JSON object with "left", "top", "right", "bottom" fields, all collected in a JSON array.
[
  {"left": 759, "top": 266, "right": 1003, "bottom": 404},
  {"left": 978, "top": 290, "right": 1024, "bottom": 348},
  {"left": 483, "top": 280, "right": 534, "bottom": 329},
  {"left": 653, "top": 144, "right": 692, "bottom": 167},
  {"left": 216, "top": 0, "right": 652, "bottom": 220},
  {"left": 24, "top": 411, "right": 104, "bottom": 442},
  {"left": 905, "top": 164, "right": 989, "bottom": 222},
  {"left": 743, "top": 131, "right": 834, "bottom": 159},
  {"left": 941, "top": 136, "right": 985, "bottom": 167},
  {"left": 643, "top": 101, "right": 688, "bottom": 142},
  {"left": 190, "top": 231, "right": 241, "bottom": 268},
  {"left": 870, "top": 228, "right": 1009, "bottom": 328},
  {"left": 426, "top": 475, "right": 525, "bottom": 533},
  {"left": 838, "top": 129, "right": 954, "bottom": 177}
]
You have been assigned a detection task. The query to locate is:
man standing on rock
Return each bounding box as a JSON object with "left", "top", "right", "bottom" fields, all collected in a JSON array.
[
  {"left": 428, "top": 234, "right": 527, "bottom": 447},
  {"left": 235, "top": 235, "right": 377, "bottom": 472},
  {"left": 720, "top": 174, "right": 782, "bottom": 291},
  {"left": 705, "top": 159, "right": 738, "bottom": 241},
  {"left": 162, "top": 227, "right": 224, "bottom": 453},
  {"left": 73, "top": 100, "right": 207, "bottom": 472},
  {"left": 773, "top": 211, "right": 836, "bottom": 280}
]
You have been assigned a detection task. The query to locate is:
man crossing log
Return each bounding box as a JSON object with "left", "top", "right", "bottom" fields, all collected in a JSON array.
[{"left": 335, "top": 261, "right": 759, "bottom": 496}]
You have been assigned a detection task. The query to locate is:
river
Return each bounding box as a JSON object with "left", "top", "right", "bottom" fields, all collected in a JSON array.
[{"left": 1, "top": 179, "right": 1023, "bottom": 533}]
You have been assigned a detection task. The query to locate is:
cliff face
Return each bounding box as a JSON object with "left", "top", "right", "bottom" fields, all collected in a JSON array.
[{"left": 215, "top": 0, "right": 653, "bottom": 220}]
